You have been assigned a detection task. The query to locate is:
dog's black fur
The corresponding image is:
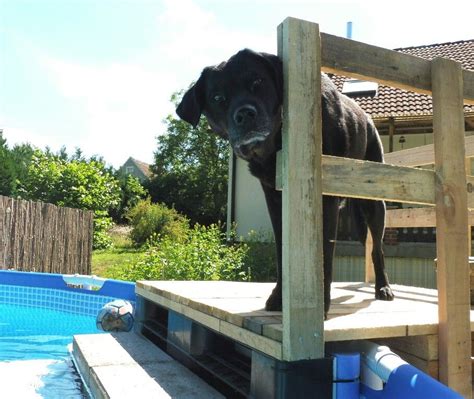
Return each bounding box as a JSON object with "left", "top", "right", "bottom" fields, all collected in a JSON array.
[{"left": 176, "top": 49, "right": 394, "bottom": 316}]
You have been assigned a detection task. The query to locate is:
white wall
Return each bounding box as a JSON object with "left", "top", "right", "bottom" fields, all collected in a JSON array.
[{"left": 232, "top": 156, "right": 273, "bottom": 240}]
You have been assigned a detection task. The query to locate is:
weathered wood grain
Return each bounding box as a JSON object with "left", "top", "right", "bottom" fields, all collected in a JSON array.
[
  {"left": 432, "top": 57, "right": 472, "bottom": 396},
  {"left": 322, "top": 155, "right": 436, "bottom": 205},
  {"left": 320, "top": 32, "right": 474, "bottom": 105},
  {"left": 279, "top": 17, "right": 325, "bottom": 361},
  {"left": 385, "top": 135, "right": 474, "bottom": 167},
  {"left": 0, "top": 195, "right": 93, "bottom": 274}
]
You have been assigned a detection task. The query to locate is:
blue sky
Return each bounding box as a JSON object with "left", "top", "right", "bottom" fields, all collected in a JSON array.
[{"left": 1, "top": 0, "right": 473, "bottom": 167}]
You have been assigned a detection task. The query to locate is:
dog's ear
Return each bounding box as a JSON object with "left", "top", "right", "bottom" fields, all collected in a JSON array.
[
  {"left": 259, "top": 52, "right": 283, "bottom": 102},
  {"left": 176, "top": 69, "right": 208, "bottom": 128}
]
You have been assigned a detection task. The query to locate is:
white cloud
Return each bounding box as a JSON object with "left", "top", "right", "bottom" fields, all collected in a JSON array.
[
  {"left": 155, "top": 0, "right": 274, "bottom": 85},
  {"left": 33, "top": 0, "right": 275, "bottom": 168},
  {"left": 40, "top": 56, "right": 172, "bottom": 167}
]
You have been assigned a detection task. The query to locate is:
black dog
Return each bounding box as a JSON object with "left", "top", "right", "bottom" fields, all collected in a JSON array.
[{"left": 177, "top": 49, "right": 394, "bottom": 316}]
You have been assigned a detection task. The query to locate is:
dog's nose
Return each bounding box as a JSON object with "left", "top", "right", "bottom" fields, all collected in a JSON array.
[{"left": 233, "top": 105, "right": 257, "bottom": 126}]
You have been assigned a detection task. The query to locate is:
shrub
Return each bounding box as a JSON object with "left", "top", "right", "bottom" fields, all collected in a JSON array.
[
  {"left": 242, "top": 230, "right": 277, "bottom": 282},
  {"left": 93, "top": 213, "right": 114, "bottom": 250},
  {"left": 118, "top": 224, "right": 249, "bottom": 282},
  {"left": 126, "top": 199, "right": 189, "bottom": 246}
]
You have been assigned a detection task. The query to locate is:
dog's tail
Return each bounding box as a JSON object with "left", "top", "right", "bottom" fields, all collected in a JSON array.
[{"left": 348, "top": 199, "right": 368, "bottom": 245}]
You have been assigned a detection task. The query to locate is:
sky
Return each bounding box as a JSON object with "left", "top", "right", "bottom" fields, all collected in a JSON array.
[{"left": 1, "top": 0, "right": 473, "bottom": 168}]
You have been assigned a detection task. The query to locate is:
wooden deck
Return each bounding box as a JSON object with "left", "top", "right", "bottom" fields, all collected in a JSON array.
[{"left": 136, "top": 281, "right": 474, "bottom": 362}]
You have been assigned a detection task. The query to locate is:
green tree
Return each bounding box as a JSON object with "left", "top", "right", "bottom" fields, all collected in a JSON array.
[
  {"left": 146, "top": 92, "right": 230, "bottom": 225},
  {"left": 0, "top": 132, "right": 15, "bottom": 195},
  {"left": 18, "top": 150, "right": 121, "bottom": 249},
  {"left": 0, "top": 133, "right": 34, "bottom": 196},
  {"left": 110, "top": 173, "right": 148, "bottom": 224}
]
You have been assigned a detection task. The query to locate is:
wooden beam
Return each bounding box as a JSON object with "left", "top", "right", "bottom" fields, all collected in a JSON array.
[
  {"left": 321, "top": 155, "right": 435, "bottom": 205},
  {"left": 384, "top": 135, "right": 474, "bottom": 167},
  {"left": 386, "top": 207, "right": 436, "bottom": 228},
  {"left": 279, "top": 17, "right": 325, "bottom": 361},
  {"left": 432, "top": 57, "right": 472, "bottom": 396},
  {"left": 277, "top": 154, "right": 474, "bottom": 208},
  {"left": 320, "top": 33, "right": 474, "bottom": 105},
  {"left": 386, "top": 207, "right": 474, "bottom": 228}
]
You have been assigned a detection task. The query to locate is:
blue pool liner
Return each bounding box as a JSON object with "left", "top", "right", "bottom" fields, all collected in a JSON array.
[{"left": 0, "top": 270, "right": 135, "bottom": 301}]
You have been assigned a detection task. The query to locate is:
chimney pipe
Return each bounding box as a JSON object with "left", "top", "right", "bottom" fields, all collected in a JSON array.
[{"left": 346, "top": 21, "right": 353, "bottom": 39}]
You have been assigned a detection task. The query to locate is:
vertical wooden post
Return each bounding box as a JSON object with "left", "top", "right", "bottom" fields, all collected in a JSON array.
[
  {"left": 278, "top": 17, "right": 325, "bottom": 361},
  {"left": 432, "top": 57, "right": 472, "bottom": 397}
]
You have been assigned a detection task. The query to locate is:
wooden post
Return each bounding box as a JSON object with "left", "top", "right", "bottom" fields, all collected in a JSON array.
[
  {"left": 278, "top": 17, "right": 325, "bottom": 361},
  {"left": 432, "top": 57, "right": 472, "bottom": 397}
]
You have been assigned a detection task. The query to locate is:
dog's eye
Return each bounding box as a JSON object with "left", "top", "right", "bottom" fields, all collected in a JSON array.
[
  {"left": 212, "top": 94, "right": 226, "bottom": 104},
  {"left": 250, "top": 78, "right": 263, "bottom": 92}
]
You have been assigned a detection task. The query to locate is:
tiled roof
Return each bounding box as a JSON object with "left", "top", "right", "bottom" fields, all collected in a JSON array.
[
  {"left": 330, "top": 39, "right": 474, "bottom": 119},
  {"left": 130, "top": 157, "right": 152, "bottom": 178}
]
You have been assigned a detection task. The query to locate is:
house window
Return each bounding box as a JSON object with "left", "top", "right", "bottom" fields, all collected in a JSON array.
[
  {"left": 342, "top": 79, "right": 378, "bottom": 98},
  {"left": 125, "top": 166, "right": 134, "bottom": 174}
]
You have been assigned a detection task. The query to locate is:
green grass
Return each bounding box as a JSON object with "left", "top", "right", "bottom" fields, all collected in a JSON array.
[{"left": 91, "top": 228, "right": 143, "bottom": 280}]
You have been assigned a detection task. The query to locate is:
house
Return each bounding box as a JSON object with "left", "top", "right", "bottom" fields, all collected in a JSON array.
[
  {"left": 330, "top": 39, "right": 474, "bottom": 153},
  {"left": 227, "top": 39, "right": 474, "bottom": 242},
  {"left": 120, "top": 157, "right": 152, "bottom": 182}
]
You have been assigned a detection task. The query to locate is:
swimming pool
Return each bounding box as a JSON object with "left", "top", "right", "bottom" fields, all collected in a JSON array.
[{"left": 0, "top": 271, "right": 135, "bottom": 398}]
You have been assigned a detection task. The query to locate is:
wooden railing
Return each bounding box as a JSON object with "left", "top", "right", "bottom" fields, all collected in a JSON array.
[
  {"left": 277, "top": 17, "right": 473, "bottom": 396},
  {"left": 0, "top": 195, "right": 93, "bottom": 275}
]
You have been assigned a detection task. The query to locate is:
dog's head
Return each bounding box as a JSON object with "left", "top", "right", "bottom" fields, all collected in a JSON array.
[{"left": 176, "top": 49, "right": 283, "bottom": 162}]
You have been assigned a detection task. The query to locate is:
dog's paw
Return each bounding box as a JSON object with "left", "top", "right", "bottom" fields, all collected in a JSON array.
[
  {"left": 265, "top": 290, "right": 282, "bottom": 311},
  {"left": 375, "top": 286, "right": 395, "bottom": 301}
]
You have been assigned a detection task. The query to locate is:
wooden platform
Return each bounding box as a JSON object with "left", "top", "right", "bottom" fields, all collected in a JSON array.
[{"left": 136, "top": 281, "right": 474, "bottom": 362}]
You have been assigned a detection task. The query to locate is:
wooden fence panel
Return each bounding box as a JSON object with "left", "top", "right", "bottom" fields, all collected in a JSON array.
[{"left": 0, "top": 195, "right": 93, "bottom": 275}]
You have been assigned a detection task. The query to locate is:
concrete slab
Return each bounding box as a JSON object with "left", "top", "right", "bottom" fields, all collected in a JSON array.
[{"left": 73, "top": 332, "right": 224, "bottom": 399}]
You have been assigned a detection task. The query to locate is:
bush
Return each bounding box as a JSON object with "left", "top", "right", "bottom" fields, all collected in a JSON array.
[
  {"left": 118, "top": 224, "right": 249, "bottom": 282},
  {"left": 126, "top": 199, "right": 189, "bottom": 246},
  {"left": 242, "top": 230, "right": 277, "bottom": 282},
  {"left": 93, "top": 213, "right": 114, "bottom": 250}
]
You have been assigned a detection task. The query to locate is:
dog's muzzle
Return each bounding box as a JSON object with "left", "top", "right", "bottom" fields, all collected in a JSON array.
[{"left": 233, "top": 132, "right": 269, "bottom": 159}]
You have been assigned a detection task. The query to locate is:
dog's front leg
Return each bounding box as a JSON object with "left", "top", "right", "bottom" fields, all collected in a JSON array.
[{"left": 261, "top": 184, "right": 283, "bottom": 311}]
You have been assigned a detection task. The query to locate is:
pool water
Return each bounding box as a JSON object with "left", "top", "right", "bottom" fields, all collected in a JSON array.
[
  {"left": 0, "top": 303, "right": 100, "bottom": 361},
  {"left": 0, "top": 295, "right": 107, "bottom": 398},
  {"left": 0, "top": 274, "right": 135, "bottom": 399}
]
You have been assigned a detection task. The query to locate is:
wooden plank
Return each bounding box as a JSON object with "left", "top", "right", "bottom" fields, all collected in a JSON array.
[
  {"left": 374, "top": 335, "right": 439, "bottom": 361},
  {"left": 390, "top": 348, "right": 439, "bottom": 379},
  {"left": 385, "top": 135, "right": 474, "bottom": 167},
  {"left": 386, "top": 207, "right": 436, "bottom": 228},
  {"left": 387, "top": 206, "right": 474, "bottom": 229},
  {"left": 276, "top": 154, "right": 437, "bottom": 205},
  {"left": 322, "top": 155, "right": 435, "bottom": 205},
  {"left": 320, "top": 32, "right": 474, "bottom": 105},
  {"left": 432, "top": 57, "right": 472, "bottom": 396},
  {"left": 279, "top": 17, "right": 325, "bottom": 361},
  {"left": 280, "top": 154, "right": 474, "bottom": 209},
  {"left": 136, "top": 285, "right": 283, "bottom": 360}
]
